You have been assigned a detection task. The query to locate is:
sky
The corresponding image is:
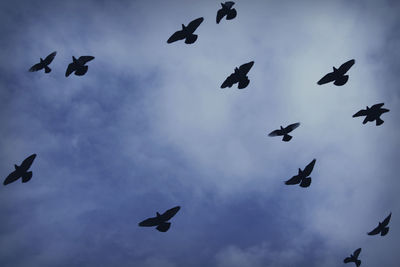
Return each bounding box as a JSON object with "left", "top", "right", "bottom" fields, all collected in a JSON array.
[{"left": 0, "top": 0, "right": 399, "bottom": 266}]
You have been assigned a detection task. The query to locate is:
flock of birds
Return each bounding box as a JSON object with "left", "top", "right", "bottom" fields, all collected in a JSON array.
[{"left": 3, "top": 2, "right": 394, "bottom": 266}]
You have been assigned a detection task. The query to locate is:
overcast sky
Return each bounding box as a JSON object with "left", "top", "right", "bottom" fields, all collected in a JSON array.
[{"left": 0, "top": 0, "right": 399, "bottom": 266}]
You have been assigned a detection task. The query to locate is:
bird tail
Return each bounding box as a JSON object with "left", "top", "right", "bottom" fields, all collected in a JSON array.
[
  {"left": 185, "top": 34, "right": 198, "bottom": 44},
  {"left": 44, "top": 66, "right": 51, "bottom": 73},
  {"left": 362, "top": 117, "right": 369, "bottom": 124},
  {"left": 226, "top": 9, "right": 237, "bottom": 20},
  {"left": 376, "top": 117, "right": 384, "bottom": 126},
  {"left": 381, "top": 227, "right": 389, "bottom": 236},
  {"left": 156, "top": 222, "right": 171, "bottom": 232},
  {"left": 282, "top": 134, "right": 292, "bottom": 142},
  {"left": 356, "top": 259, "right": 361, "bottom": 267},
  {"left": 299, "top": 177, "right": 311, "bottom": 187},
  {"left": 21, "top": 171, "right": 32, "bottom": 183}
]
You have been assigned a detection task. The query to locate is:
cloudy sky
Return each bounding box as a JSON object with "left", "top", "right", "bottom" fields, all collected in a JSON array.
[{"left": 0, "top": 0, "right": 399, "bottom": 266}]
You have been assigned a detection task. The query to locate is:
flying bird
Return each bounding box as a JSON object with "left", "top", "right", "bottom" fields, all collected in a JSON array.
[
  {"left": 352, "top": 103, "right": 389, "bottom": 126},
  {"left": 221, "top": 61, "right": 254, "bottom": 89},
  {"left": 268, "top": 122, "right": 300, "bottom": 142},
  {"left": 167, "top": 17, "right": 204, "bottom": 44},
  {"left": 367, "top": 212, "right": 391, "bottom": 236},
  {"left": 29, "top": 51, "right": 57, "bottom": 73},
  {"left": 344, "top": 248, "right": 362, "bottom": 267},
  {"left": 216, "top": 1, "right": 237, "bottom": 24},
  {"left": 317, "top": 59, "right": 355, "bottom": 86},
  {"left": 139, "top": 206, "right": 180, "bottom": 232},
  {"left": 285, "top": 159, "right": 316, "bottom": 188},
  {"left": 65, "top": 56, "right": 95, "bottom": 77},
  {"left": 3, "top": 154, "right": 36, "bottom": 186}
]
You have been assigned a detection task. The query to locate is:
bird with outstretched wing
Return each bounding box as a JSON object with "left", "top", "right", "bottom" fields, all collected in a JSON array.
[
  {"left": 139, "top": 206, "right": 180, "bottom": 232},
  {"left": 29, "top": 51, "right": 57, "bottom": 73},
  {"left": 368, "top": 212, "right": 391, "bottom": 236},
  {"left": 221, "top": 61, "right": 254, "bottom": 89},
  {"left": 285, "top": 159, "right": 316, "bottom": 188},
  {"left": 216, "top": 2, "right": 237, "bottom": 24},
  {"left": 167, "top": 17, "right": 204, "bottom": 44},
  {"left": 344, "top": 248, "right": 362, "bottom": 267}
]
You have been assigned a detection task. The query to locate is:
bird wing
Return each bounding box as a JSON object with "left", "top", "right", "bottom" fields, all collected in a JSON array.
[
  {"left": 20, "top": 154, "right": 36, "bottom": 170},
  {"left": 303, "top": 159, "right": 316, "bottom": 177},
  {"left": 352, "top": 109, "right": 368, "bottom": 117},
  {"left": 285, "top": 174, "right": 302, "bottom": 185},
  {"left": 317, "top": 72, "right": 335, "bottom": 85},
  {"left": 285, "top": 122, "right": 300, "bottom": 133},
  {"left": 338, "top": 59, "right": 355, "bottom": 74},
  {"left": 78, "top": 56, "right": 95, "bottom": 65},
  {"left": 238, "top": 61, "right": 254, "bottom": 75},
  {"left": 43, "top": 51, "right": 57, "bottom": 65},
  {"left": 370, "top": 103, "right": 384, "bottom": 110},
  {"left": 343, "top": 257, "right": 353, "bottom": 263},
  {"left": 353, "top": 248, "right": 361, "bottom": 258},
  {"left": 167, "top": 30, "right": 186, "bottom": 43},
  {"left": 29, "top": 63, "right": 43, "bottom": 72},
  {"left": 382, "top": 213, "right": 391, "bottom": 227},
  {"left": 221, "top": 73, "right": 238, "bottom": 88},
  {"left": 186, "top": 17, "right": 204, "bottom": 33},
  {"left": 379, "top": 108, "right": 389, "bottom": 114},
  {"left": 225, "top": 1, "right": 235, "bottom": 9},
  {"left": 139, "top": 216, "right": 160, "bottom": 227},
  {"left": 268, "top": 129, "right": 283, "bottom": 137},
  {"left": 65, "top": 63, "right": 76, "bottom": 77},
  {"left": 3, "top": 171, "right": 21, "bottom": 185},
  {"left": 367, "top": 224, "right": 381, "bottom": 235},
  {"left": 216, "top": 8, "right": 226, "bottom": 24},
  {"left": 160, "top": 206, "right": 180, "bottom": 221}
]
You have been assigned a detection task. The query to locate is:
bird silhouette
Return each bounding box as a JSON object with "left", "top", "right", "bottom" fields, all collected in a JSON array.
[
  {"left": 317, "top": 59, "right": 355, "bottom": 86},
  {"left": 268, "top": 122, "right": 300, "bottom": 142},
  {"left": 3, "top": 154, "right": 36, "bottom": 185},
  {"left": 139, "top": 206, "right": 180, "bottom": 232},
  {"left": 221, "top": 61, "right": 254, "bottom": 89},
  {"left": 344, "top": 248, "right": 362, "bottom": 267},
  {"left": 285, "top": 159, "right": 316, "bottom": 188},
  {"left": 352, "top": 103, "right": 389, "bottom": 126},
  {"left": 216, "top": 1, "right": 237, "bottom": 24},
  {"left": 65, "top": 56, "right": 95, "bottom": 77},
  {"left": 29, "top": 51, "right": 57, "bottom": 73},
  {"left": 367, "top": 212, "right": 391, "bottom": 236},
  {"left": 167, "top": 17, "right": 204, "bottom": 44}
]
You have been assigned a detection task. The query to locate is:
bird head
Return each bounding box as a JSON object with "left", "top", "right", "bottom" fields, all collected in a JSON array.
[
  {"left": 156, "top": 212, "right": 161, "bottom": 217},
  {"left": 298, "top": 168, "right": 302, "bottom": 174},
  {"left": 181, "top": 24, "right": 186, "bottom": 31},
  {"left": 366, "top": 106, "right": 369, "bottom": 110},
  {"left": 72, "top": 56, "right": 77, "bottom": 63},
  {"left": 40, "top": 58, "right": 44, "bottom": 63},
  {"left": 333, "top": 67, "right": 338, "bottom": 73},
  {"left": 280, "top": 126, "right": 284, "bottom": 130}
]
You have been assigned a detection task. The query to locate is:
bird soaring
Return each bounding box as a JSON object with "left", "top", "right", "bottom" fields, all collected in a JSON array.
[
  {"left": 344, "top": 248, "right": 362, "bottom": 267},
  {"left": 29, "top": 51, "right": 57, "bottom": 73},
  {"left": 268, "top": 122, "right": 300, "bottom": 142},
  {"left": 285, "top": 159, "right": 316, "bottom": 188},
  {"left": 167, "top": 17, "right": 204, "bottom": 44},
  {"left": 221, "top": 61, "right": 254, "bottom": 89},
  {"left": 352, "top": 103, "right": 389, "bottom": 126},
  {"left": 3, "top": 154, "right": 36, "bottom": 186},
  {"left": 139, "top": 206, "right": 180, "bottom": 232},
  {"left": 317, "top": 59, "right": 355, "bottom": 86},
  {"left": 367, "top": 212, "right": 392, "bottom": 236},
  {"left": 65, "top": 56, "right": 95, "bottom": 77},
  {"left": 216, "top": 1, "right": 237, "bottom": 24}
]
